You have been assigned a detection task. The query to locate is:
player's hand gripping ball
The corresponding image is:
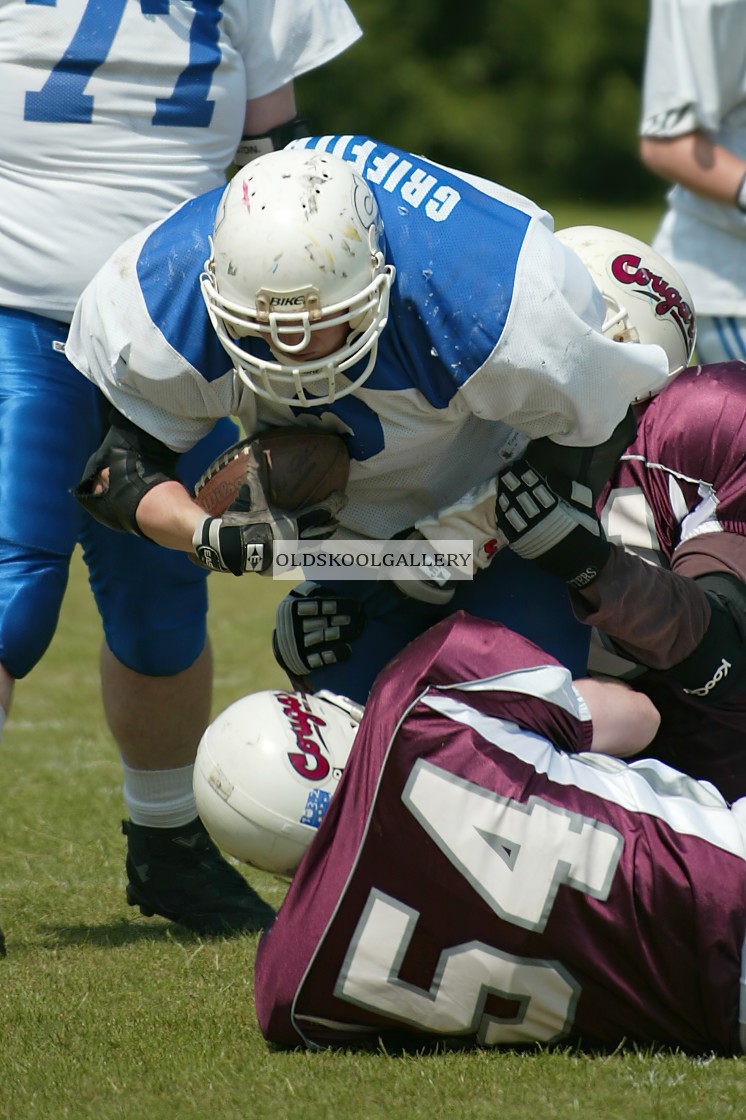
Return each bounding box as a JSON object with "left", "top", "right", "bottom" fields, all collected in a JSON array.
[
  {"left": 193, "top": 427, "right": 350, "bottom": 516},
  {"left": 191, "top": 428, "right": 350, "bottom": 575}
]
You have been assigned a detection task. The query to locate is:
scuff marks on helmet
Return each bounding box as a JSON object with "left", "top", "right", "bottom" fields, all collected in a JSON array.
[{"left": 298, "top": 165, "right": 332, "bottom": 218}]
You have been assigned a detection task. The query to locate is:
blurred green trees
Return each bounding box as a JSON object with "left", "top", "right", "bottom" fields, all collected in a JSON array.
[{"left": 298, "top": 0, "right": 664, "bottom": 208}]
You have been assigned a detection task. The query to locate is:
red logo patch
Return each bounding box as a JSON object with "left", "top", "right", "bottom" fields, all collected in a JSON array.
[
  {"left": 278, "top": 692, "right": 331, "bottom": 781},
  {"left": 611, "top": 253, "right": 695, "bottom": 355}
]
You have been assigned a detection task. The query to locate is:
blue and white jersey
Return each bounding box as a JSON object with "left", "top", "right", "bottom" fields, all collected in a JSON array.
[
  {"left": 0, "top": 0, "right": 361, "bottom": 320},
  {"left": 67, "top": 135, "right": 671, "bottom": 538}
]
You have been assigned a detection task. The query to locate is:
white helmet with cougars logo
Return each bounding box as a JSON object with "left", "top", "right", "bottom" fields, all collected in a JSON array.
[
  {"left": 193, "top": 688, "right": 361, "bottom": 875},
  {"left": 200, "top": 147, "right": 396, "bottom": 407},
  {"left": 556, "top": 225, "right": 696, "bottom": 385}
]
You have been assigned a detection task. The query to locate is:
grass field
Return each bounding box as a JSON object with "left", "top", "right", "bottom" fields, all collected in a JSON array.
[
  {"left": 4, "top": 545, "right": 746, "bottom": 1120},
  {"left": 3, "top": 202, "right": 746, "bottom": 1118}
]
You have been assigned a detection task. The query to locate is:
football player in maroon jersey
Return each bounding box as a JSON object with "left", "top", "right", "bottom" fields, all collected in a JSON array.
[
  {"left": 241, "top": 613, "right": 746, "bottom": 1053},
  {"left": 572, "top": 358, "right": 746, "bottom": 800},
  {"left": 421, "top": 357, "right": 746, "bottom": 802}
]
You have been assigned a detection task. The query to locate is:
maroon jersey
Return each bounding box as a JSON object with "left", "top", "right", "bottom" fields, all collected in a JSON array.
[
  {"left": 254, "top": 613, "right": 746, "bottom": 1053},
  {"left": 596, "top": 361, "right": 746, "bottom": 800}
]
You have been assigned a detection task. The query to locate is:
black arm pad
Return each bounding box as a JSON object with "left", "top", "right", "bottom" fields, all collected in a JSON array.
[
  {"left": 666, "top": 571, "right": 746, "bottom": 702},
  {"left": 73, "top": 414, "right": 179, "bottom": 535},
  {"left": 234, "top": 116, "right": 311, "bottom": 166},
  {"left": 527, "top": 408, "right": 638, "bottom": 507}
]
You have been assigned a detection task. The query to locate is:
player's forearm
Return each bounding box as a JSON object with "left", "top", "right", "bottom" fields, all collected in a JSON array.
[
  {"left": 574, "top": 677, "right": 660, "bottom": 757},
  {"left": 639, "top": 133, "right": 746, "bottom": 209},
  {"left": 135, "top": 480, "right": 203, "bottom": 551},
  {"left": 569, "top": 545, "right": 710, "bottom": 669}
]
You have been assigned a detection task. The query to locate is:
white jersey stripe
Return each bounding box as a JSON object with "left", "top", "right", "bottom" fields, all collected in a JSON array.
[{"left": 422, "top": 692, "right": 746, "bottom": 857}]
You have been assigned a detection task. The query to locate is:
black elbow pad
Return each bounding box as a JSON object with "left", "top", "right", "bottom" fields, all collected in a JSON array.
[
  {"left": 666, "top": 572, "right": 746, "bottom": 702},
  {"left": 73, "top": 416, "right": 179, "bottom": 535}
]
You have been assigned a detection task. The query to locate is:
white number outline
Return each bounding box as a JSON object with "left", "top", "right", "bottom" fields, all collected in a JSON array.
[
  {"left": 601, "top": 484, "right": 662, "bottom": 561},
  {"left": 336, "top": 889, "right": 581, "bottom": 1045},
  {"left": 334, "top": 758, "right": 623, "bottom": 1045}
]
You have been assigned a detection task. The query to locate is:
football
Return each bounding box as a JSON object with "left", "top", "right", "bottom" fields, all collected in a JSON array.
[{"left": 193, "top": 427, "right": 350, "bottom": 516}]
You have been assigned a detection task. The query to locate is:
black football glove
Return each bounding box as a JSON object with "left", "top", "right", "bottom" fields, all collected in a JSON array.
[
  {"left": 273, "top": 583, "right": 366, "bottom": 678},
  {"left": 495, "top": 458, "right": 610, "bottom": 590}
]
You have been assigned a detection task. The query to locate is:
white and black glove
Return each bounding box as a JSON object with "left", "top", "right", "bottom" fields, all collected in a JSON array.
[
  {"left": 415, "top": 477, "right": 501, "bottom": 573},
  {"left": 495, "top": 458, "right": 610, "bottom": 590},
  {"left": 273, "top": 582, "right": 365, "bottom": 679},
  {"left": 191, "top": 502, "right": 343, "bottom": 574},
  {"left": 387, "top": 529, "right": 456, "bottom": 606},
  {"left": 191, "top": 441, "right": 345, "bottom": 575}
]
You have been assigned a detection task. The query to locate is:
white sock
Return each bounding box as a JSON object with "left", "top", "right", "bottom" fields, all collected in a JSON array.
[{"left": 121, "top": 761, "right": 197, "bottom": 829}]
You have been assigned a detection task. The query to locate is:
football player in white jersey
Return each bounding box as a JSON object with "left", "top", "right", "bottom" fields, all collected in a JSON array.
[
  {"left": 640, "top": 0, "right": 746, "bottom": 361},
  {"left": 64, "top": 141, "right": 693, "bottom": 717},
  {"left": 0, "top": 0, "right": 361, "bottom": 952}
]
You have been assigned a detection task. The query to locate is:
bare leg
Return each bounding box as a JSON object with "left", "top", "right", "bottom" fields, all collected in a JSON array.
[
  {"left": 100, "top": 640, "right": 212, "bottom": 771},
  {"left": 0, "top": 661, "right": 13, "bottom": 732}
]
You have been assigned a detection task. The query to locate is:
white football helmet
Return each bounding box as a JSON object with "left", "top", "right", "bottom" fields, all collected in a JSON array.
[
  {"left": 200, "top": 148, "right": 396, "bottom": 407},
  {"left": 193, "top": 688, "right": 361, "bottom": 876},
  {"left": 556, "top": 225, "right": 696, "bottom": 380}
]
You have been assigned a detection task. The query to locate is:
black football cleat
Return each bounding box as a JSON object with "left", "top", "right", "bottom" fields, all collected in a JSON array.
[
  {"left": 0, "top": 926, "right": 5, "bottom": 957},
  {"left": 122, "top": 817, "right": 275, "bottom": 935}
]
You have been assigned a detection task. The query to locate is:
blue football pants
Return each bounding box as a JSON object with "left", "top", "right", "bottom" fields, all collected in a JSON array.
[{"left": 0, "top": 307, "right": 237, "bottom": 679}]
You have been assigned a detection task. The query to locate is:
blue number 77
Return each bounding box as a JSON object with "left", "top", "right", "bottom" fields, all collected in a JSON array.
[{"left": 24, "top": 0, "right": 221, "bottom": 127}]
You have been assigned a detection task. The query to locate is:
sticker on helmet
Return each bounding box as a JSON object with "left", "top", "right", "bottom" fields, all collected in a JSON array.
[{"left": 300, "top": 788, "right": 332, "bottom": 828}]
